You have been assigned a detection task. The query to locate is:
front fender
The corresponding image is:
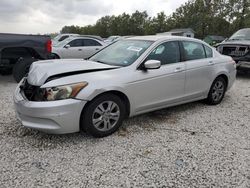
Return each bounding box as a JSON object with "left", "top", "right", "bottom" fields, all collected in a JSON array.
[{"left": 75, "top": 85, "right": 135, "bottom": 116}]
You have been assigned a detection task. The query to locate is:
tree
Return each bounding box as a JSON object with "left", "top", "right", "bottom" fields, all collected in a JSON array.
[{"left": 60, "top": 0, "right": 250, "bottom": 38}]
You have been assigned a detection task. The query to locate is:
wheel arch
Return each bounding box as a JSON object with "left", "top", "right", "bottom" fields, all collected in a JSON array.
[
  {"left": 214, "top": 73, "right": 229, "bottom": 89},
  {"left": 51, "top": 53, "right": 60, "bottom": 59},
  {"left": 82, "top": 90, "right": 131, "bottom": 118}
]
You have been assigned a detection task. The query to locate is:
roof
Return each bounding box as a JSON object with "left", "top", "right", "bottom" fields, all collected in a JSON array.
[
  {"left": 70, "top": 35, "right": 103, "bottom": 41},
  {"left": 169, "top": 28, "right": 195, "bottom": 33},
  {"left": 127, "top": 35, "right": 202, "bottom": 43},
  {"left": 206, "top": 35, "right": 225, "bottom": 41}
]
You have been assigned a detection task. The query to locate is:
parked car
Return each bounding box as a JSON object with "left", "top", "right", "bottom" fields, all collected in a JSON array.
[
  {"left": 203, "top": 35, "right": 225, "bottom": 46},
  {"left": 216, "top": 28, "right": 250, "bottom": 70},
  {"left": 104, "top": 36, "right": 121, "bottom": 44},
  {"left": 0, "top": 33, "right": 51, "bottom": 82},
  {"left": 14, "top": 36, "right": 236, "bottom": 137},
  {"left": 52, "top": 33, "right": 79, "bottom": 45},
  {"left": 51, "top": 36, "right": 106, "bottom": 59}
]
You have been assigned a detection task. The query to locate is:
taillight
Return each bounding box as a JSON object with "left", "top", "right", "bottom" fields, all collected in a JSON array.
[{"left": 46, "top": 40, "right": 52, "bottom": 53}]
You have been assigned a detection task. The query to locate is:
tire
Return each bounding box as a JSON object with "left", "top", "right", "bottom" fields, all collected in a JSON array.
[
  {"left": 50, "top": 53, "right": 60, "bottom": 59},
  {"left": 81, "top": 94, "right": 126, "bottom": 138},
  {"left": 206, "top": 76, "right": 227, "bottom": 105},
  {"left": 13, "top": 58, "right": 37, "bottom": 82}
]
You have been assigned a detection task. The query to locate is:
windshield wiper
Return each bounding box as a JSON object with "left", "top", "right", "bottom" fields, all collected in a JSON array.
[{"left": 95, "top": 60, "right": 107, "bottom": 64}]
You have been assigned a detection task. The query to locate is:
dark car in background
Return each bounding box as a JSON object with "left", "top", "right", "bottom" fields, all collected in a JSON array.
[
  {"left": 216, "top": 28, "right": 250, "bottom": 71},
  {"left": 0, "top": 33, "right": 51, "bottom": 82}
]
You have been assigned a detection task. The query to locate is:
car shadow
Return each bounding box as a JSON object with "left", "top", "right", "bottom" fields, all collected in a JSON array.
[
  {"left": 236, "top": 70, "right": 250, "bottom": 79},
  {"left": 6, "top": 101, "right": 206, "bottom": 149}
]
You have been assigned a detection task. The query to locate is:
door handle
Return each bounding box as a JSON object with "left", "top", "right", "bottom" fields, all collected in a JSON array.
[
  {"left": 174, "top": 67, "right": 183, "bottom": 72},
  {"left": 78, "top": 49, "right": 82, "bottom": 51},
  {"left": 95, "top": 48, "right": 100, "bottom": 50},
  {"left": 208, "top": 61, "right": 214, "bottom": 65}
]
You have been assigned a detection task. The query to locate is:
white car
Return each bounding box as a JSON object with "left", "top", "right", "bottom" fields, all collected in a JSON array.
[
  {"left": 14, "top": 36, "right": 236, "bottom": 137},
  {"left": 104, "top": 36, "right": 121, "bottom": 44},
  {"left": 52, "top": 36, "right": 106, "bottom": 59},
  {"left": 52, "top": 33, "right": 79, "bottom": 45}
]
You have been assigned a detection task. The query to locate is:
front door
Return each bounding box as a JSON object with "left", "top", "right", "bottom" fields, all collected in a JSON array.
[
  {"left": 127, "top": 41, "right": 186, "bottom": 114},
  {"left": 62, "top": 39, "right": 85, "bottom": 59}
]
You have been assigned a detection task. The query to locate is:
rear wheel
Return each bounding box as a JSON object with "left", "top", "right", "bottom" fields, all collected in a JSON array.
[
  {"left": 206, "top": 77, "right": 227, "bottom": 105},
  {"left": 81, "top": 94, "right": 126, "bottom": 138},
  {"left": 13, "top": 58, "right": 37, "bottom": 82}
]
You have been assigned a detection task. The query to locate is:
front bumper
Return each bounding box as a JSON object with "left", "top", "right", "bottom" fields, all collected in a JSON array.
[
  {"left": 236, "top": 61, "right": 250, "bottom": 70},
  {"left": 13, "top": 84, "right": 87, "bottom": 134}
]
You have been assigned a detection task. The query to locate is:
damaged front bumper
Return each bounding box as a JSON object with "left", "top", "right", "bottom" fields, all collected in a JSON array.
[
  {"left": 236, "top": 61, "right": 250, "bottom": 70},
  {"left": 13, "top": 82, "right": 87, "bottom": 134}
]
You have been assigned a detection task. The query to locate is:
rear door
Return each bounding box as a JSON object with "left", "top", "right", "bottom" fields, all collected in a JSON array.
[{"left": 181, "top": 41, "right": 214, "bottom": 99}]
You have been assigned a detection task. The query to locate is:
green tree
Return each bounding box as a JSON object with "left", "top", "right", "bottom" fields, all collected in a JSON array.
[{"left": 60, "top": 0, "right": 250, "bottom": 38}]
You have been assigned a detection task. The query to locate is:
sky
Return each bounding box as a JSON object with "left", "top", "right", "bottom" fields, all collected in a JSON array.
[{"left": 0, "top": 0, "right": 189, "bottom": 34}]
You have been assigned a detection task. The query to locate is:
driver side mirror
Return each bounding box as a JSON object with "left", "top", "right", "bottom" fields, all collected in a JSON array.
[
  {"left": 144, "top": 60, "right": 161, "bottom": 70},
  {"left": 64, "top": 44, "right": 70, "bottom": 49}
]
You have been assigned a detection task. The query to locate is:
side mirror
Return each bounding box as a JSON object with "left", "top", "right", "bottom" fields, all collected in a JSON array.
[
  {"left": 64, "top": 44, "right": 70, "bottom": 49},
  {"left": 144, "top": 60, "right": 161, "bottom": 70}
]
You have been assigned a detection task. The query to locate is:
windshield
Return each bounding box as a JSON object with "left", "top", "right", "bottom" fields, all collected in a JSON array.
[
  {"left": 229, "top": 29, "right": 250, "bottom": 41},
  {"left": 89, "top": 40, "right": 153, "bottom": 66}
]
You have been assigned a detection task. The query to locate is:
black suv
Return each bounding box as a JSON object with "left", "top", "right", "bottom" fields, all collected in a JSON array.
[{"left": 216, "top": 28, "right": 250, "bottom": 70}]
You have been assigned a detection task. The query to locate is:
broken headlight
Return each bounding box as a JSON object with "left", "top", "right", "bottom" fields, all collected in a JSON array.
[{"left": 43, "top": 82, "right": 88, "bottom": 101}]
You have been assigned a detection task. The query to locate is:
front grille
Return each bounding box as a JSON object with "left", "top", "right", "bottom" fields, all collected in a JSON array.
[{"left": 222, "top": 46, "right": 249, "bottom": 57}]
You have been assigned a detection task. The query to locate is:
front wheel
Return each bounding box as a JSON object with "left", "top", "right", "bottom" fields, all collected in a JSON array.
[
  {"left": 80, "top": 94, "right": 126, "bottom": 138},
  {"left": 206, "top": 77, "right": 227, "bottom": 105}
]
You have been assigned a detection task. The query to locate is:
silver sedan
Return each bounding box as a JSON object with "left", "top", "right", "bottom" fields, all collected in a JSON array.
[{"left": 14, "top": 36, "right": 236, "bottom": 137}]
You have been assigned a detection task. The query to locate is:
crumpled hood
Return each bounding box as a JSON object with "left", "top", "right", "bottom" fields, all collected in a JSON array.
[
  {"left": 27, "top": 59, "right": 118, "bottom": 86},
  {"left": 220, "top": 40, "right": 250, "bottom": 46}
]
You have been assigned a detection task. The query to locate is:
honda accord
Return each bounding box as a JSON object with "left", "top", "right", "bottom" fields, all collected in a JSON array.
[{"left": 14, "top": 36, "right": 236, "bottom": 137}]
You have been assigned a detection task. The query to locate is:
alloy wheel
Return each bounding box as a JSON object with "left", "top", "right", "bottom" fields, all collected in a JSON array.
[
  {"left": 92, "top": 101, "right": 120, "bottom": 131},
  {"left": 211, "top": 80, "right": 225, "bottom": 102}
]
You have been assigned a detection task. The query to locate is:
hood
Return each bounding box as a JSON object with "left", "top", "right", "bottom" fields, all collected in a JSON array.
[
  {"left": 219, "top": 40, "right": 250, "bottom": 46},
  {"left": 27, "top": 59, "right": 118, "bottom": 86}
]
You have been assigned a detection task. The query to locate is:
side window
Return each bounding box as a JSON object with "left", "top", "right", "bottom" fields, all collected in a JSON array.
[
  {"left": 182, "top": 41, "right": 206, "bottom": 60},
  {"left": 204, "top": 45, "right": 213, "bottom": 58},
  {"left": 68, "top": 39, "right": 84, "bottom": 47},
  {"left": 58, "top": 35, "right": 69, "bottom": 42},
  {"left": 146, "top": 41, "right": 180, "bottom": 65},
  {"left": 84, "top": 39, "right": 102, "bottom": 46}
]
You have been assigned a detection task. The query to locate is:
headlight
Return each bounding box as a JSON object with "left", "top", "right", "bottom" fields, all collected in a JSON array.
[{"left": 44, "top": 82, "right": 88, "bottom": 101}]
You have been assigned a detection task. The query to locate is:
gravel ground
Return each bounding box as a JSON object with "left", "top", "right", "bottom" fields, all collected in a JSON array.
[{"left": 0, "top": 74, "right": 250, "bottom": 188}]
